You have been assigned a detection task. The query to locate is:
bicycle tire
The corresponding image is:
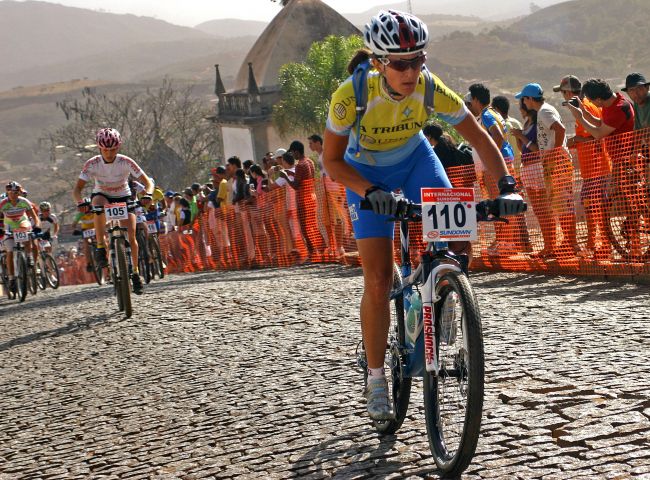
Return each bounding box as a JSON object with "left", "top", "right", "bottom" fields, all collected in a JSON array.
[
  {"left": 15, "top": 254, "right": 27, "bottom": 302},
  {"left": 370, "top": 264, "right": 412, "bottom": 434},
  {"left": 115, "top": 237, "right": 132, "bottom": 318},
  {"left": 150, "top": 236, "right": 164, "bottom": 279},
  {"left": 43, "top": 254, "right": 60, "bottom": 289},
  {"left": 424, "top": 271, "right": 484, "bottom": 478},
  {"left": 1, "top": 256, "right": 12, "bottom": 299},
  {"left": 27, "top": 262, "right": 38, "bottom": 295},
  {"left": 137, "top": 231, "right": 151, "bottom": 284}
]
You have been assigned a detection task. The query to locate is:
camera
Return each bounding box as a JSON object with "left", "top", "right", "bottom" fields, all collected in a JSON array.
[{"left": 562, "top": 97, "right": 580, "bottom": 107}]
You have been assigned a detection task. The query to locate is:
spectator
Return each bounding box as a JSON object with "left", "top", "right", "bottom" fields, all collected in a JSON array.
[
  {"left": 178, "top": 198, "right": 192, "bottom": 226},
  {"left": 249, "top": 164, "right": 268, "bottom": 195},
  {"left": 243, "top": 159, "right": 257, "bottom": 191},
  {"left": 468, "top": 83, "right": 525, "bottom": 254},
  {"left": 621, "top": 72, "right": 650, "bottom": 130},
  {"left": 183, "top": 187, "right": 198, "bottom": 222},
  {"left": 491, "top": 95, "right": 523, "bottom": 175},
  {"left": 569, "top": 78, "right": 634, "bottom": 140},
  {"left": 191, "top": 182, "right": 206, "bottom": 215},
  {"left": 555, "top": 75, "right": 611, "bottom": 259},
  {"left": 285, "top": 140, "right": 324, "bottom": 256},
  {"left": 516, "top": 82, "right": 578, "bottom": 257},
  {"left": 209, "top": 166, "right": 228, "bottom": 209},
  {"left": 307, "top": 134, "right": 325, "bottom": 176},
  {"left": 571, "top": 78, "right": 638, "bottom": 259},
  {"left": 232, "top": 169, "right": 251, "bottom": 205},
  {"left": 226, "top": 156, "right": 241, "bottom": 205},
  {"left": 163, "top": 190, "right": 176, "bottom": 232},
  {"left": 423, "top": 122, "right": 474, "bottom": 171}
]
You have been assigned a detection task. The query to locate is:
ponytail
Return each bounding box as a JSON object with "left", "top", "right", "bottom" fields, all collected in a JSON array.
[{"left": 347, "top": 48, "right": 372, "bottom": 75}]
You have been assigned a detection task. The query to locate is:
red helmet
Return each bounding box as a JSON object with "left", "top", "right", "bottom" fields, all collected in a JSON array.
[{"left": 96, "top": 128, "right": 122, "bottom": 149}]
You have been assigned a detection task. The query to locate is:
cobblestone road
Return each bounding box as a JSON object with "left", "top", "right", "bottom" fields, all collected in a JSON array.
[{"left": 1, "top": 265, "right": 649, "bottom": 479}]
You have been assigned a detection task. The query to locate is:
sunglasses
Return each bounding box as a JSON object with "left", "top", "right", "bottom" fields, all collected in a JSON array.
[{"left": 379, "top": 54, "right": 427, "bottom": 72}]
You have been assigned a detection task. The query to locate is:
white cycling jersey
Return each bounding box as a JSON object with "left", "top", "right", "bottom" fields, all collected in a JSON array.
[
  {"left": 79, "top": 154, "right": 145, "bottom": 198},
  {"left": 39, "top": 214, "right": 58, "bottom": 233}
]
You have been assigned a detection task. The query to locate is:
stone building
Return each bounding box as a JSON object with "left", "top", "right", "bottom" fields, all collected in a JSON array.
[{"left": 212, "top": 0, "right": 359, "bottom": 162}]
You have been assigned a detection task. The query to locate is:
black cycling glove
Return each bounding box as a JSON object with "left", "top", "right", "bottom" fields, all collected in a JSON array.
[
  {"left": 364, "top": 186, "right": 399, "bottom": 216},
  {"left": 495, "top": 175, "right": 526, "bottom": 216}
]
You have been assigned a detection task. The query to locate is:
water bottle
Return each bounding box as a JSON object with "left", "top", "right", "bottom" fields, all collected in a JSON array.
[{"left": 405, "top": 291, "right": 422, "bottom": 346}]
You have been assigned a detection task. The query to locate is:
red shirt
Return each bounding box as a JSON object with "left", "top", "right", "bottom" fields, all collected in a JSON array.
[
  {"left": 294, "top": 157, "right": 315, "bottom": 188},
  {"left": 601, "top": 93, "right": 635, "bottom": 136}
]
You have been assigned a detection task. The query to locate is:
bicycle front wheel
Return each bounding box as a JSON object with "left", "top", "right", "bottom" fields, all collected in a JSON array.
[
  {"left": 43, "top": 254, "right": 60, "bottom": 289},
  {"left": 424, "top": 271, "right": 484, "bottom": 478},
  {"left": 15, "top": 254, "right": 27, "bottom": 302},
  {"left": 115, "top": 238, "right": 132, "bottom": 318}
]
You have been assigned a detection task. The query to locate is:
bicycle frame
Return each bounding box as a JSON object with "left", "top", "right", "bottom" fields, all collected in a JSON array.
[{"left": 395, "top": 219, "right": 464, "bottom": 378}]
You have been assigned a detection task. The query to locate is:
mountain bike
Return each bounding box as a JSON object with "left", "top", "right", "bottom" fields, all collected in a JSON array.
[
  {"left": 7, "top": 228, "right": 33, "bottom": 302},
  {"left": 35, "top": 234, "right": 60, "bottom": 290},
  {"left": 92, "top": 201, "right": 136, "bottom": 318},
  {"left": 356, "top": 194, "right": 514, "bottom": 478}
]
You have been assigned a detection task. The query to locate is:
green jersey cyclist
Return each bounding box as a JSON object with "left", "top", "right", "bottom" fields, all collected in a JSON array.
[
  {"left": 72, "top": 127, "right": 154, "bottom": 295},
  {"left": 322, "top": 10, "right": 525, "bottom": 420}
]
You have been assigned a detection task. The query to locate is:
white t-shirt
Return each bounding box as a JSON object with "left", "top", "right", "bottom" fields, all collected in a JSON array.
[
  {"left": 275, "top": 167, "right": 296, "bottom": 211},
  {"left": 536, "top": 103, "right": 566, "bottom": 151},
  {"left": 79, "top": 154, "right": 145, "bottom": 197}
]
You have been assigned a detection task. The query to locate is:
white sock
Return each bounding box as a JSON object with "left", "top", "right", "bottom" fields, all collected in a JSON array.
[{"left": 368, "top": 367, "right": 385, "bottom": 378}]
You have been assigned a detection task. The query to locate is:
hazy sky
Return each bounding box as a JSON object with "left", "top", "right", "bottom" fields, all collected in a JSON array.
[{"left": 15, "top": 0, "right": 392, "bottom": 26}]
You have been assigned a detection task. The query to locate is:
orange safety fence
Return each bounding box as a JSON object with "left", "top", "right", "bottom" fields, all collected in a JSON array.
[{"left": 56, "top": 127, "right": 650, "bottom": 286}]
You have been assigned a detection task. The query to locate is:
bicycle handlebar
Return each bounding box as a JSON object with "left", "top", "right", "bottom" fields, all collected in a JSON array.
[{"left": 359, "top": 198, "right": 527, "bottom": 223}]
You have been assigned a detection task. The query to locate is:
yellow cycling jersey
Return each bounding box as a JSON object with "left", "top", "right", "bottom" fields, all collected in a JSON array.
[
  {"left": 151, "top": 187, "right": 164, "bottom": 204},
  {"left": 73, "top": 212, "right": 95, "bottom": 230},
  {"left": 326, "top": 69, "right": 467, "bottom": 152}
]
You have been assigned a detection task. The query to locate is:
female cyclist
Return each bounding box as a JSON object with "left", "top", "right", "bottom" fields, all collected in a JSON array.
[{"left": 322, "top": 10, "right": 525, "bottom": 420}]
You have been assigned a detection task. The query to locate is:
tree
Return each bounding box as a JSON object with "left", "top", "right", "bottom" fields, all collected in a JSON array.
[
  {"left": 530, "top": 2, "right": 541, "bottom": 13},
  {"left": 272, "top": 34, "right": 364, "bottom": 137},
  {"left": 45, "top": 78, "right": 220, "bottom": 206}
]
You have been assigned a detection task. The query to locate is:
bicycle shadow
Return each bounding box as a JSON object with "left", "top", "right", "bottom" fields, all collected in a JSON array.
[
  {"left": 287, "top": 427, "right": 437, "bottom": 479},
  {"left": 0, "top": 311, "right": 113, "bottom": 352},
  {"left": 0, "top": 282, "right": 113, "bottom": 314}
]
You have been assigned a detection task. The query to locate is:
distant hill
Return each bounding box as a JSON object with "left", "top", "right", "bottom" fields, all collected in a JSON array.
[{"left": 195, "top": 18, "right": 268, "bottom": 38}]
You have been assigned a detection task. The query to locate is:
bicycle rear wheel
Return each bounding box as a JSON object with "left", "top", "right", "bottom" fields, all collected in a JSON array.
[
  {"left": 43, "top": 254, "right": 60, "bottom": 289},
  {"left": 27, "top": 263, "right": 38, "bottom": 295},
  {"left": 115, "top": 238, "right": 132, "bottom": 318},
  {"left": 15, "top": 254, "right": 27, "bottom": 302},
  {"left": 424, "top": 271, "right": 484, "bottom": 478},
  {"left": 150, "top": 236, "right": 164, "bottom": 279},
  {"left": 137, "top": 232, "right": 151, "bottom": 284},
  {"left": 368, "top": 264, "right": 412, "bottom": 434}
]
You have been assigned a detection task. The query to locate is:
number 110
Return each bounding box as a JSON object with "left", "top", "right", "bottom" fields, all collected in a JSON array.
[{"left": 429, "top": 204, "right": 467, "bottom": 229}]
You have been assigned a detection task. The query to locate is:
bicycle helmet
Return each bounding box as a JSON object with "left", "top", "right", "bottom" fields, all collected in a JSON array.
[
  {"left": 364, "top": 10, "right": 429, "bottom": 56},
  {"left": 5, "top": 181, "right": 21, "bottom": 192},
  {"left": 96, "top": 127, "right": 122, "bottom": 149},
  {"left": 39, "top": 201, "right": 52, "bottom": 210}
]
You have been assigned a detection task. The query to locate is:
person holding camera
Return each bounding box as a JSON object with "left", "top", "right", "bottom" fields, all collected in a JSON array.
[
  {"left": 555, "top": 75, "right": 611, "bottom": 259},
  {"left": 515, "top": 82, "right": 579, "bottom": 257}
]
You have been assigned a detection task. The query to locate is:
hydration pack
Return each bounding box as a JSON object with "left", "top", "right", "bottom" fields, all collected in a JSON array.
[{"left": 350, "top": 59, "right": 437, "bottom": 157}]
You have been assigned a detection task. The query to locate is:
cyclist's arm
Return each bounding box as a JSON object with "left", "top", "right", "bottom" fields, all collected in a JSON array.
[
  {"left": 72, "top": 178, "right": 87, "bottom": 204},
  {"left": 323, "top": 129, "right": 373, "bottom": 197},
  {"left": 27, "top": 202, "right": 40, "bottom": 228},
  {"left": 136, "top": 173, "right": 154, "bottom": 196},
  {"left": 453, "top": 114, "right": 509, "bottom": 181}
]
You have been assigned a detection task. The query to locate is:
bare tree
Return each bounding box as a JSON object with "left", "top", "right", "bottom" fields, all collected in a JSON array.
[{"left": 45, "top": 78, "right": 220, "bottom": 208}]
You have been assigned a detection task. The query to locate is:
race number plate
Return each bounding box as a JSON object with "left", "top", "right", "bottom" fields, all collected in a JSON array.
[
  {"left": 13, "top": 229, "right": 30, "bottom": 243},
  {"left": 104, "top": 203, "right": 129, "bottom": 221},
  {"left": 146, "top": 221, "right": 157, "bottom": 234},
  {"left": 421, "top": 188, "right": 477, "bottom": 242},
  {"left": 39, "top": 240, "right": 51, "bottom": 249},
  {"left": 83, "top": 229, "right": 96, "bottom": 239}
]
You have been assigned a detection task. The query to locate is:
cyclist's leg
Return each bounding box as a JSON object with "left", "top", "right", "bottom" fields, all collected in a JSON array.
[
  {"left": 124, "top": 213, "right": 139, "bottom": 274},
  {"left": 4, "top": 240, "right": 15, "bottom": 277},
  {"left": 91, "top": 194, "right": 108, "bottom": 248}
]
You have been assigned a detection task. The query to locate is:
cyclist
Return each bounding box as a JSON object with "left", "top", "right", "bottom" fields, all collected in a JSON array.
[
  {"left": 0, "top": 181, "right": 41, "bottom": 292},
  {"left": 322, "top": 10, "right": 525, "bottom": 420},
  {"left": 37, "top": 201, "right": 59, "bottom": 252},
  {"left": 72, "top": 127, "right": 154, "bottom": 295},
  {"left": 72, "top": 200, "right": 97, "bottom": 272}
]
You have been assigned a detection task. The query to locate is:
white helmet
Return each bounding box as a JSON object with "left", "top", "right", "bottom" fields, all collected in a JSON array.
[{"left": 364, "top": 10, "right": 429, "bottom": 56}]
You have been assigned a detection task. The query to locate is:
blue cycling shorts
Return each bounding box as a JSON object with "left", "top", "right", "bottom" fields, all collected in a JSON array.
[{"left": 345, "top": 134, "right": 452, "bottom": 239}]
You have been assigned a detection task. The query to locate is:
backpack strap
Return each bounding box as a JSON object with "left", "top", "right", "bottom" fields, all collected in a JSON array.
[
  {"left": 351, "top": 60, "right": 371, "bottom": 158},
  {"left": 422, "top": 66, "right": 436, "bottom": 114}
]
